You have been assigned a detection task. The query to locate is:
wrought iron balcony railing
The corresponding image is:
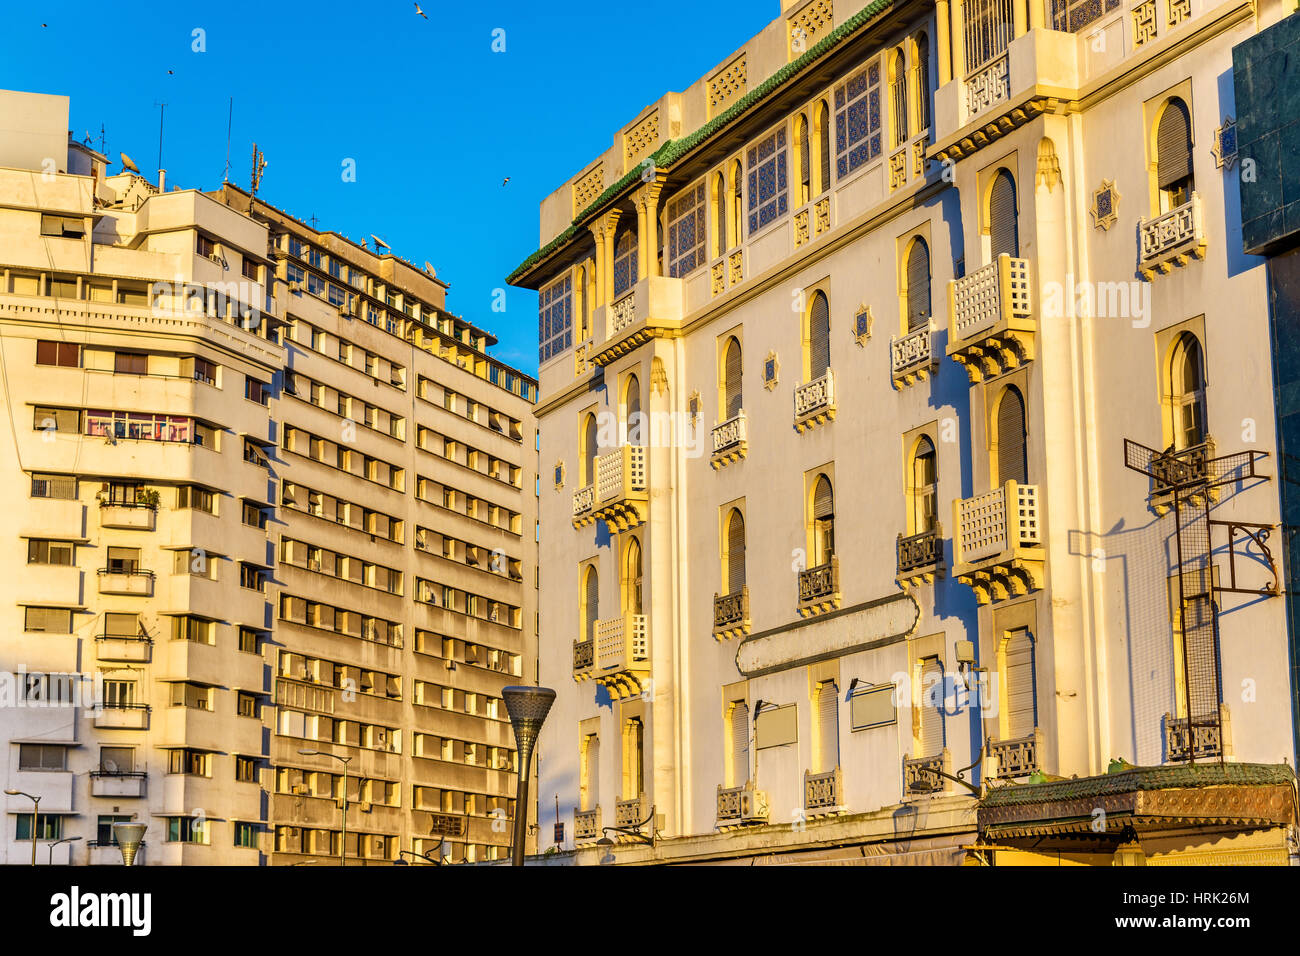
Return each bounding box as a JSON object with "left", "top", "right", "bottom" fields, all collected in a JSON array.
[
  {"left": 988, "top": 730, "right": 1040, "bottom": 779},
  {"left": 904, "top": 751, "right": 949, "bottom": 795},
  {"left": 572, "top": 638, "right": 594, "bottom": 680},
  {"left": 712, "top": 587, "right": 750, "bottom": 640},
  {"left": 797, "top": 556, "right": 840, "bottom": 617},
  {"left": 896, "top": 526, "right": 943, "bottom": 586},
  {"left": 804, "top": 767, "right": 843, "bottom": 813}
]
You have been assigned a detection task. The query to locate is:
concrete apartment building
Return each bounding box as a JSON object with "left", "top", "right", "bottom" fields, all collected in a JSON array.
[
  {"left": 511, "top": 0, "right": 1299, "bottom": 865},
  {"left": 0, "top": 88, "right": 538, "bottom": 865}
]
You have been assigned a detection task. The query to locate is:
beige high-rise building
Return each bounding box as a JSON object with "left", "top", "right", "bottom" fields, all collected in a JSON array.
[
  {"left": 0, "top": 88, "right": 538, "bottom": 865},
  {"left": 512, "top": 0, "right": 1299, "bottom": 865}
]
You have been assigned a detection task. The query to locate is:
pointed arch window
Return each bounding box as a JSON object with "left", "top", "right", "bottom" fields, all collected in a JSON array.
[
  {"left": 1170, "top": 332, "right": 1207, "bottom": 450},
  {"left": 712, "top": 171, "right": 727, "bottom": 258},
  {"left": 581, "top": 413, "right": 598, "bottom": 487},
  {"left": 722, "top": 337, "right": 743, "bottom": 419},
  {"left": 730, "top": 160, "right": 743, "bottom": 247},
  {"left": 580, "top": 565, "right": 599, "bottom": 644},
  {"left": 815, "top": 101, "right": 831, "bottom": 194},
  {"left": 889, "top": 48, "right": 908, "bottom": 148},
  {"left": 623, "top": 537, "right": 643, "bottom": 615},
  {"left": 807, "top": 291, "right": 831, "bottom": 380},
  {"left": 914, "top": 33, "right": 931, "bottom": 133},
  {"left": 796, "top": 113, "right": 811, "bottom": 205},
  {"left": 995, "top": 386, "right": 1028, "bottom": 485},
  {"left": 989, "top": 169, "right": 1019, "bottom": 259},
  {"left": 612, "top": 224, "right": 637, "bottom": 299},
  {"left": 624, "top": 374, "right": 642, "bottom": 445},
  {"left": 724, "top": 509, "right": 746, "bottom": 596},
  {"left": 905, "top": 237, "right": 931, "bottom": 331},
  {"left": 912, "top": 436, "right": 937, "bottom": 534},
  {"left": 812, "top": 475, "right": 835, "bottom": 566},
  {"left": 1156, "top": 97, "right": 1194, "bottom": 212}
]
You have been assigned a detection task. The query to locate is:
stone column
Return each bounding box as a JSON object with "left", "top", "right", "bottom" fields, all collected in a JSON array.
[
  {"left": 635, "top": 179, "right": 664, "bottom": 281},
  {"left": 936, "top": 0, "right": 952, "bottom": 86},
  {"left": 1028, "top": 0, "right": 1044, "bottom": 30},
  {"left": 950, "top": 0, "right": 966, "bottom": 79},
  {"left": 1014, "top": 0, "right": 1028, "bottom": 38}
]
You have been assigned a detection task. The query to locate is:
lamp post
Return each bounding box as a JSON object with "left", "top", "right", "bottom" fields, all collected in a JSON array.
[
  {"left": 502, "top": 685, "right": 556, "bottom": 867},
  {"left": 298, "top": 750, "right": 351, "bottom": 867},
  {"left": 4, "top": 790, "right": 40, "bottom": 866},
  {"left": 47, "top": 835, "right": 82, "bottom": 865},
  {"left": 112, "top": 822, "right": 147, "bottom": 866}
]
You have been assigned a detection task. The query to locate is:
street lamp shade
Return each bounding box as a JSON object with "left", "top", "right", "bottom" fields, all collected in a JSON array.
[
  {"left": 502, "top": 685, "right": 556, "bottom": 754},
  {"left": 112, "top": 823, "right": 148, "bottom": 866}
]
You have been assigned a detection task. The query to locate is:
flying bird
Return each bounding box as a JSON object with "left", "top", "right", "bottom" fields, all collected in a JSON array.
[
  {"left": 501, "top": 177, "right": 510, "bottom": 186},
  {"left": 371, "top": 234, "right": 390, "bottom": 250},
  {"left": 167, "top": 70, "right": 174, "bottom": 75},
  {"left": 119, "top": 152, "right": 141, "bottom": 174},
  {"left": 414, "top": 2, "right": 427, "bottom": 18}
]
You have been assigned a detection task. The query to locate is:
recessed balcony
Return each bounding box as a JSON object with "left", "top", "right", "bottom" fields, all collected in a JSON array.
[
  {"left": 903, "top": 750, "right": 951, "bottom": 796},
  {"left": 592, "top": 276, "right": 686, "bottom": 365},
  {"left": 952, "top": 481, "right": 1043, "bottom": 605},
  {"left": 99, "top": 501, "right": 156, "bottom": 531},
  {"left": 591, "top": 445, "right": 648, "bottom": 533},
  {"left": 804, "top": 767, "right": 844, "bottom": 815},
  {"left": 95, "top": 633, "right": 153, "bottom": 663},
  {"left": 711, "top": 411, "right": 748, "bottom": 468},
  {"left": 797, "top": 556, "right": 840, "bottom": 618},
  {"left": 572, "top": 638, "right": 594, "bottom": 682},
  {"left": 891, "top": 326, "right": 939, "bottom": 388},
  {"left": 712, "top": 587, "right": 750, "bottom": 640},
  {"left": 1139, "top": 194, "right": 1207, "bottom": 280},
  {"left": 987, "top": 730, "right": 1041, "bottom": 780},
  {"left": 793, "top": 369, "right": 836, "bottom": 432},
  {"left": 593, "top": 613, "right": 649, "bottom": 700},
  {"left": 896, "top": 526, "right": 944, "bottom": 587},
  {"left": 946, "top": 254, "right": 1034, "bottom": 383},
  {"left": 90, "top": 771, "right": 147, "bottom": 798},
  {"left": 574, "top": 807, "right": 601, "bottom": 843},
  {"left": 97, "top": 567, "right": 155, "bottom": 596},
  {"left": 93, "top": 703, "right": 151, "bottom": 730}
]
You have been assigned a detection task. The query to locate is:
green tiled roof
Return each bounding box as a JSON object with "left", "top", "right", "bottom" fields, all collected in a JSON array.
[
  {"left": 506, "top": 0, "right": 898, "bottom": 286},
  {"left": 980, "top": 762, "right": 1296, "bottom": 808}
]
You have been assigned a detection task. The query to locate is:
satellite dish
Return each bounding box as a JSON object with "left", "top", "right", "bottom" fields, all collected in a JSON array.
[
  {"left": 424, "top": 261, "right": 436, "bottom": 278},
  {"left": 371, "top": 234, "right": 390, "bottom": 250},
  {"left": 119, "top": 152, "right": 140, "bottom": 174},
  {"left": 103, "top": 758, "right": 119, "bottom": 772}
]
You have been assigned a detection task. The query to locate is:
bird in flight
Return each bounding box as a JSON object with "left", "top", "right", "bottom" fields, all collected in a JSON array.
[
  {"left": 167, "top": 69, "right": 174, "bottom": 75},
  {"left": 502, "top": 177, "right": 510, "bottom": 186},
  {"left": 414, "top": 3, "right": 427, "bottom": 18}
]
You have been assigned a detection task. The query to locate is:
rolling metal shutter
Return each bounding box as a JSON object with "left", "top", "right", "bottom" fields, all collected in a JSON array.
[
  {"left": 584, "top": 567, "right": 599, "bottom": 642},
  {"left": 1157, "top": 99, "right": 1193, "bottom": 190},
  {"left": 906, "top": 239, "right": 931, "bottom": 331},
  {"left": 625, "top": 375, "right": 641, "bottom": 444},
  {"left": 1005, "top": 629, "right": 1037, "bottom": 738},
  {"left": 731, "top": 701, "right": 750, "bottom": 786},
  {"left": 997, "top": 387, "right": 1028, "bottom": 485},
  {"left": 989, "top": 170, "right": 1019, "bottom": 258},
  {"left": 818, "top": 681, "right": 840, "bottom": 772},
  {"left": 919, "top": 657, "right": 945, "bottom": 756},
  {"left": 727, "top": 511, "right": 746, "bottom": 595},
  {"left": 583, "top": 414, "right": 597, "bottom": 485},
  {"left": 724, "top": 338, "right": 743, "bottom": 419},
  {"left": 809, "top": 292, "right": 830, "bottom": 378}
]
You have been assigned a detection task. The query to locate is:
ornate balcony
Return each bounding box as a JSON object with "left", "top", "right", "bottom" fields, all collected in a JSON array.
[
  {"left": 1148, "top": 438, "right": 1218, "bottom": 514},
  {"left": 593, "top": 613, "right": 649, "bottom": 700},
  {"left": 95, "top": 634, "right": 152, "bottom": 663},
  {"left": 571, "top": 483, "right": 596, "bottom": 527},
  {"left": 615, "top": 793, "right": 649, "bottom": 828},
  {"left": 904, "top": 751, "right": 950, "bottom": 796},
  {"left": 896, "top": 526, "right": 944, "bottom": 587},
  {"left": 1139, "top": 194, "right": 1207, "bottom": 280},
  {"left": 99, "top": 501, "right": 156, "bottom": 530},
  {"left": 946, "top": 254, "right": 1034, "bottom": 382},
  {"left": 716, "top": 783, "right": 769, "bottom": 827},
  {"left": 711, "top": 411, "right": 748, "bottom": 468},
  {"left": 966, "top": 53, "right": 1010, "bottom": 118},
  {"left": 988, "top": 730, "right": 1041, "bottom": 779},
  {"left": 609, "top": 292, "right": 636, "bottom": 335},
  {"left": 574, "top": 807, "right": 601, "bottom": 843},
  {"left": 717, "top": 785, "right": 743, "bottom": 824},
  {"left": 793, "top": 369, "right": 836, "bottom": 432},
  {"left": 1165, "top": 706, "right": 1230, "bottom": 762},
  {"left": 574, "top": 339, "right": 593, "bottom": 377},
  {"left": 890, "top": 326, "right": 938, "bottom": 388},
  {"left": 572, "top": 638, "right": 594, "bottom": 681},
  {"left": 953, "top": 482, "right": 1043, "bottom": 605},
  {"left": 591, "top": 445, "right": 648, "bottom": 532},
  {"left": 797, "top": 556, "right": 840, "bottom": 617},
  {"left": 804, "top": 767, "right": 844, "bottom": 815},
  {"left": 90, "top": 771, "right": 147, "bottom": 798},
  {"left": 93, "top": 703, "right": 150, "bottom": 730},
  {"left": 97, "top": 568, "right": 155, "bottom": 596},
  {"left": 712, "top": 587, "right": 750, "bottom": 640}
]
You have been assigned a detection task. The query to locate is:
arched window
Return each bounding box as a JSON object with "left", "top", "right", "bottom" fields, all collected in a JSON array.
[
  {"left": 816, "top": 680, "right": 840, "bottom": 772},
  {"left": 914, "top": 33, "right": 931, "bottom": 132},
  {"left": 905, "top": 237, "right": 931, "bottom": 331},
  {"left": 995, "top": 386, "right": 1028, "bottom": 486},
  {"left": 612, "top": 224, "right": 637, "bottom": 299},
  {"left": 712, "top": 171, "right": 727, "bottom": 258},
  {"left": 1156, "top": 97, "right": 1194, "bottom": 212},
  {"left": 581, "top": 413, "right": 598, "bottom": 486},
  {"left": 579, "top": 733, "right": 599, "bottom": 811},
  {"left": 918, "top": 656, "right": 945, "bottom": 756},
  {"left": 581, "top": 565, "right": 599, "bottom": 644},
  {"left": 724, "top": 508, "right": 746, "bottom": 596},
  {"left": 890, "top": 48, "right": 908, "bottom": 147},
  {"left": 807, "top": 290, "right": 831, "bottom": 380},
  {"left": 624, "top": 374, "right": 642, "bottom": 445},
  {"left": 1170, "top": 332, "right": 1207, "bottom": 449},
  {"left": 622, "top": 717, "right": 643, "bottom": 799},
  {"left": 815, "top": 100, "right": 831, "bottom": 194},
  {"left": 812, "top": 474, "right": 835, "bottom": 566},
  {"left": 728, "top": 700, "right": 750, "bottom": 787},
  {"left": 623, "top": 537, "right": 643, "bottom": 615},
  {"left": 730, "top": 160, "right": 743, "bottom": 247},
  {"left": 912, "top": 436, "right": 937, "bottom": 534},
  {"left": 722, "top": 336, "right": 742, "bottom": 420},
  {"left": 989, "top": 169, "right": 1019, "bottom": 259},
  {"left": 1001, "top": 628, "right": 1037, "bottom": 740},
  {"left": 796, "top": 113, "right": 811, "bottom": 205}
]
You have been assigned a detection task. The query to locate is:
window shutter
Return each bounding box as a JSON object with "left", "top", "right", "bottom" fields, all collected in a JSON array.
[
  {"left": 818, "top": 106, "right": 831, "bottom": 193},
  {"left": 906, "top": 240, "right": 931, "bottom": 331},
  {"left": 714, "top": 174, "right": 727, "bottom": 256},
  {"left": 625, "top": 376, "right": 641, "bottom": 444},
  {"left": 818, "top": 682, "right": 840, "bottom": 772},
  {"left": 799, "top": 116, "right": 811, "bottom": 197},
  {"left": 919, "top": 658, "right": 945, "bottom": 756},
  {"left": 625, "top": 539, "right": 643, "bottom": 615},
  {"left": 989, "top": 171, "right": 1019, "bottom": 258},
  {"left": 582, "top": 735, "right": 599, "bottom": 811},
  {"left": 813, "top": 476, "right": 834, "bottom": 521},
  {"left": 584, "top": 569, "right": 599, "bottom": 643},
  {"left": 727, "top": 511, "right": 746, "bottom": 595},
  {"left": 996, "top": 387, "right": 1028, "bottom": 485},
  {"left": 583, "top": 415, "right": 597, "bottom": 485},
  {"left": 731, "top": 702, "right": 750, "bottom": 786},
  {"left": 809, "top": 292, "right": 830, "bottom": 379},
  {"left": 724, "top": 339, "right": 742, "bottom": 418},
  {"left": 1005, "top": 629, "right": 1037, "bottom": 738},
  {"left": 1157, "top": 99, "right": 1192, "bottom": 189}
]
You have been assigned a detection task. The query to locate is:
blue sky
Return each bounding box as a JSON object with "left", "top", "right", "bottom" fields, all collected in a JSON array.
[{"left": 0, "top": 1, "right": 773, "bottom": 375}]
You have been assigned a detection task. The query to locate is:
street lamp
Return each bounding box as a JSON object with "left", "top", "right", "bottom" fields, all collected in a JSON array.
[
  {"left": 112, "top": 822, "right": 147, "bottom": 866},
  {"left": 298, "top": 749, "right": 351, "bottom": 867},
  {"left": 502, "top": 685, "right": 556, "bottom": 867},
  {"left": 5, "top": 790, "right": 40, "bottom": 866},
  {"left": 47, "top": 835, "right": 82, "bottom": 865}
]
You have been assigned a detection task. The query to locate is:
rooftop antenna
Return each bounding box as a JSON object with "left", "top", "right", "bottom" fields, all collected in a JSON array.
[
  {"left": 153, "top": 101, "right": 166, "bottom": 173},
  {"left": 249, "top": 143, "right": 267, "bottom": 203},
  {"left": 222, "top": 97, "right": 233, "bottom": 184},
  {"left": 98, "top": 123, "right": 107, "bottom": 156}
]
